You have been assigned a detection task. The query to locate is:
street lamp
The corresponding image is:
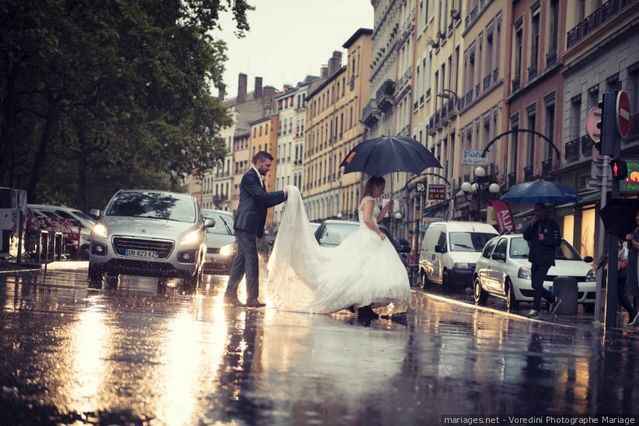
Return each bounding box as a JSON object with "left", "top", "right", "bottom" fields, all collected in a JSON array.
[
  {"left": 474, "top": 166, "right": 486, "bottom": 178},
  {"left": 461, "top": 167, "right": 500, "bottom": 221},
  {"left": 489, "top": 183, "right": 501, "bottom": 194}
]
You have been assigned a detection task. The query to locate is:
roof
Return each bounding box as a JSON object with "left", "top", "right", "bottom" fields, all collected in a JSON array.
[
  {"left": 248, "top": 115, "right": 273, "bottom": 127},
  {"left": 307, "top": 66, "right": 347, "bottom": 99},
  {"left": 342, "top": 28, "right": 373, "bottom": 49},
  {"left": 428, "top": 221, "right": 499, "bottom": 233}
]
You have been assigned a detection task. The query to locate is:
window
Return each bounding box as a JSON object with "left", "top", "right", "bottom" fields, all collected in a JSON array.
[
  {"left": 492, "top": 238, "right": 508, "bottom": 260},
  {"left": 526, "top": 108, "right": 536, "bottom": 170},
  {"left": 482, "top": 238, "right": 498, "bottom": 258},
  {"left": 570, "top": 96, "right": 582, "bottom": 140},
  {"left": 509, "top": 114, "right": 519, "bottom": 178},
  {"left": 577, "top": 0, "right": 586, "bottom": 22},
  {"left": 530, "top": 10, "right": 540, "bottom": 76},
  {"left": 548, "top": 0, "right": 559, "bottom": 58},
  {"left": 544, "top": 100, "right": 555, "bottom": 162},
  {"left": 514, "top": 26, "right": 523, "bottom": 83}
]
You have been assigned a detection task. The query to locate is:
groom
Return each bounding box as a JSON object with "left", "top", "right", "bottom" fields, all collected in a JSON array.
[{"left": 225, "top": 151, "right": 288, "bottom": 307}]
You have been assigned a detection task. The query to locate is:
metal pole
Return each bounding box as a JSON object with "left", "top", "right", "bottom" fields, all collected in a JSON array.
[
  {"left": 594, "top": 155, "right": 609, "bottom": 323},
  {"left": 605, "top": 233, "right": 620, "bottom": 329}
]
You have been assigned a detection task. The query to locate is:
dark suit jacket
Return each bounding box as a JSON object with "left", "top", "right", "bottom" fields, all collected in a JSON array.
[
  {"left": 234, "top": 168, "right": 287, "bottom": 238},
  {"left": 523, "top": 218, "right": 561, "bottom": 267}
]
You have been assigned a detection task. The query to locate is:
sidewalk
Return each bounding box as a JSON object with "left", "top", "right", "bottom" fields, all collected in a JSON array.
[{"left": 0, "top": 260, "right": 40, "bottom": 275}]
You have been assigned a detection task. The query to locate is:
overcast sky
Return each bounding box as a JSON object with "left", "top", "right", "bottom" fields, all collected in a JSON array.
[{"left": 216, "top": 0, "right": 374, "bottom": 98}]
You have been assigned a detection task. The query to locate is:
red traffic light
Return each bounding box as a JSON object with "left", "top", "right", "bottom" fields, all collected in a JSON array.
[{"left": 610, "top": 159, "right": 628, "bottom": 180}]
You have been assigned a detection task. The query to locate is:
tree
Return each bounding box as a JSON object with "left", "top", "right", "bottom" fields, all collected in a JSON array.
[{"left": 0, "top": 0, "right": 253, "bottom": 209}]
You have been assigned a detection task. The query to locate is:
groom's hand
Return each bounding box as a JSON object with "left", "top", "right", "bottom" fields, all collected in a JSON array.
[{"left": 283, "top": 186, "right": 288, "bottom": 196}]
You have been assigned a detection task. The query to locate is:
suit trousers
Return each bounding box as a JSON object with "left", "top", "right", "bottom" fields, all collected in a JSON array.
[
  {"left": 226, "top": 230, "right": 260, "bottom": 303},
  {"left": 531, "top": 263, "right": 555, "bottom": 311}
]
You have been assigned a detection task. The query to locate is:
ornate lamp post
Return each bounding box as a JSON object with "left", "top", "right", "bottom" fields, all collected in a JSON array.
[{"left": 461, "top": 166, "right": 500, "bottom": 221}]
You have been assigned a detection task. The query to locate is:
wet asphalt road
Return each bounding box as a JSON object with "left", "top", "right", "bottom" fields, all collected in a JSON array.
[{"left": 1, "top": 264, "right": 639, "bottom": 425}]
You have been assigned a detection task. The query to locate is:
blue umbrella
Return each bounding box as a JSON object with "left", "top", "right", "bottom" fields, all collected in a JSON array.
[
  {"left": 501, "top": 179, "right": 578, "bottom": 204},
  {"left": 340, "top": 136, "right": 441, "bottom": 176}
]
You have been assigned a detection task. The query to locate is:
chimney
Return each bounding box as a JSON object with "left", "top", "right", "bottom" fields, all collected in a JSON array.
[
  {"left": 254, "top": 76, "right": 263, "bottom": 98},
  {"left": 237, "top": 73, "right": 248, "bottom": 103},
  {"left": 262, "top": 86, "right": 277, "bottom": 99},
  {"left": 320, "top": 65, "right": 328, "bottom": 79},
  {"left": 332, "top": 51, "right": 343, "bottom": 68},
  {"left": 217, "top": 84, "right": 226, "bottom": 101}
]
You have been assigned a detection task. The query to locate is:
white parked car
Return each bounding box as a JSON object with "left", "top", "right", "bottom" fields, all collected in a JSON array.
[
  {"left": 473, "top": 234, "right": 596, "bottom": 312},
  {"left": 419, "top": 221, "right": 499, "bottom": 289}
]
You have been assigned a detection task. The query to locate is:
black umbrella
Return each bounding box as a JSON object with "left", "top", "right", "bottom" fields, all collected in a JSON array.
[
  {"left": 599, "top": 198, "right": 639, "bottom": 239},
  {"left": 340, "top": 136, "right": 441, "bottom": 176}
]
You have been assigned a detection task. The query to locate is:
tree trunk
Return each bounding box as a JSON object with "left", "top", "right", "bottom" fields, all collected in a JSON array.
[
  {"left": 27, "top": 94, "right": 59, "bottom": 202},
  {"left": 76, "top": 122, "right": 89, "bottom": 211}
]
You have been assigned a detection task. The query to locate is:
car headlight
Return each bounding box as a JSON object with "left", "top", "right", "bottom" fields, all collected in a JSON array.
[
  {"left": 219, "top": 243, "right": 236, "bottom": 257},
  {"left": 92, "top": 223, "right": 108, "bottom": 239},
  {"left": 585, "top": 269, "right": 595, "bottom": 282},
  {"left": 454, "top": 262, "right": 470, "bottom": 270},
  {"left": 518, "top": 267, "right": 531, "bottom": 280},
  {"left": 180, "top": 230, "right": 202, "bottom": 247}
]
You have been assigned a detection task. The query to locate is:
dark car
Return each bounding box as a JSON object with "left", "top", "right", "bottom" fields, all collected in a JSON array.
[{"left": 201, "top": 209, "right": 236, "bottom": 275}]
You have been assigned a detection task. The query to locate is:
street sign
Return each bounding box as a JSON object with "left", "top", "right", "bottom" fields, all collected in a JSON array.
[
  {"left": 463, "top": 149, "right": 488, "bottom": 166},
  {"left": 586, "top": 107, "right": 602, "bottom": 143},
  {"left": 415, "top": 182, "right": 426, "bottom": 193},
  {"left": 619, "top": 159, "right": 639, "bottom": 193},
  {"left": 617, "top": 90, "right": 632, "bottom": 139},
  {"left": 427, "top": 184, "right": 447, "bottom": 201}
]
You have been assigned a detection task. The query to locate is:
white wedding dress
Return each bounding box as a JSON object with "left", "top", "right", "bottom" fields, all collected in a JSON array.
[{"left": 265, "top": 186, "right": 411, "bottom": 314}]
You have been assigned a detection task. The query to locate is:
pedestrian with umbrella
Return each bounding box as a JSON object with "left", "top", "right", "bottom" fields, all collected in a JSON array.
[{"left": 501, "top": 179, "right": 578, "bottom": 317}]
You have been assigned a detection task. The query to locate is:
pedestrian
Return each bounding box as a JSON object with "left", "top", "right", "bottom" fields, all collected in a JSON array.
[
  {"left": 523, "top": 203, "right": 562, "bottom": 317},
  {"left": 616, "top": 241, "right": 638, "bottom": 325},
  {"left": 224, "top": 151, "right": 288, "bottom": 308}
]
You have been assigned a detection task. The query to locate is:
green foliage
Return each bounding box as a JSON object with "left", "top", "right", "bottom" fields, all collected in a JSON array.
[{"left": 0, "top": 0, "right": 253, "bottom": 209}]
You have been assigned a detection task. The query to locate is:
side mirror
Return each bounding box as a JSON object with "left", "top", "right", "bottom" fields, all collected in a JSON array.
[
  {"left": 435, "top": 244, "right": 447, "bottom": 254},
  {"left": 204, "top": 218, "right": 216, "bottom": 228},
  {"left": 583, "top": 256, "right": 594, "bottom": 263},
  {"left": 89, "top": 209, "right": 102, "bottom": 218}
]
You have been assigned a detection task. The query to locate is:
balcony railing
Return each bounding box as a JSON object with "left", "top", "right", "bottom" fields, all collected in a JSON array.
[
  {"left": 567, "top": 0, "right": 633, "bottom": 49},
  {"left": 524, "top": 166, "right": 534, "bottom": 181},
  {"left": 375, "top": 79, "right": 395, "bottom": 112},
  {"left": 362, "top": 100, "right": 380, "bottom": 127},
  {"left": 564, "top": 138, "right": 581, "bottom": 163},
  {"left": 528, "top": 66, "right": 538, "bottom": 80},
  {"left": 512, "top": 77, "right": 521, "bottom": 92},
  {"left": 475, "top": 84, "right": 480, "bottom": 97},
  {"left": 581, "top": 135, "right": 593, "bottom": 157},
  {"left": 464, "top": 90, "right": 473, "bottom": 106},
  {"left": 492, "top": 69, "right": 499, "bottom": 83},
  {"left": 546, "top": 51, "right": 558, "bottom": 67}
]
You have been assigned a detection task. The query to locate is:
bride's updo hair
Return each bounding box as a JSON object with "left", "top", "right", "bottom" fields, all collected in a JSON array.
[{"left": 363, "top": 176, "right": 386, "bottom": 197}]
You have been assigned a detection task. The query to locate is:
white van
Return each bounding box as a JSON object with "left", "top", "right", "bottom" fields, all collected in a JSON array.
[{"left": 419, "top": 221, "right": 498, "bottom": 289}]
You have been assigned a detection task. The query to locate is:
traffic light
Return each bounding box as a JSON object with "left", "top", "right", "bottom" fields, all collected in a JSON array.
[{"left": 610, "top": 159, "right": 628, "bottom": 180}]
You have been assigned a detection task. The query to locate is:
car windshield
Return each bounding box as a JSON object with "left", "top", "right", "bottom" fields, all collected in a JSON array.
[
  {"left": 203, "top": 211, "right": 234, "bottom": 235},
  {"left": 449, "top": 232, "right": 497, "bottom": 252},
  {"left": 509, "top": 237, "right": 582, "bottom": 261},
  {"left": 320, "top": 223, "right": 359, "bottom": 246},
  {"left": 106, "top": 192, "right": 195, "bottom": 223}
]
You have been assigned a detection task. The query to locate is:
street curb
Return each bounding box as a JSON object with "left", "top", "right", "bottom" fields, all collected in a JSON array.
[
  {"left": 410, "top": 289, "right": 593, "bottom": 331},
  {"left": 0, "top": 267, "right": 40, "bottom": 275}
]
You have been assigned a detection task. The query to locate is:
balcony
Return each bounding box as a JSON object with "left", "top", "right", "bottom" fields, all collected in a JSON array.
[
  {"left": 581, "top": 135, "right": 593, "bottom": 157},
  {"left": 528, "top": 66, "right": 538, "bottom": 80},
  {"left": 475, "top": 84, "right": 481, "bottom": 98},
  {"left": 362, "top": 100, "right": 380, "bottom": 127},
  {"left": 448, "top": 98, "right": 457, "bottom": 117},
  {"left": 546, "top": 51, "right": 558, "bottom": 67},
  {"left": 492, "top": 69, "right": 499, "bottom": 83},
  {"left": 564, "top": 138, "right": 580, "bottom": 163},
  {"left": 464, "top": 90, "right": 474, "bottom": 106},
  {"left": 427, "top": 117, "right": 436, "bottom": 136},
  {"left": 434, "top": 110, "right": 442, "bottom": 130},
  {"left": 567, "top": 0, "right": 633, "bottom": 49},
  {"left": 465, "top": 4, "right": 479, "bottom": 30},
  {"left": 375, "top": 79, "right": 396, "bottom": 112}
]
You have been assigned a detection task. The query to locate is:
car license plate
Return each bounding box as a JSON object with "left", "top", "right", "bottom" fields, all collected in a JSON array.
[{"left": 126, "top": 249, "right": 159, "bottom": 258}]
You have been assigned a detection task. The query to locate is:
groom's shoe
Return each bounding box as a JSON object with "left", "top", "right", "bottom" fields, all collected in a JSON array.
[
  {"left": 245, "top": 300, "right": 266, "bottom": 308},
  {"left": 357, "top": 305, "right": 379, "bottom": 319}
]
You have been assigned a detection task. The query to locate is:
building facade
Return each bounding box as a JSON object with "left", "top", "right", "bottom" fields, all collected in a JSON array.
[
  {"left": 249, "top": 115, "right": 279, "bottom": 230},
  {"left": 303, "top": 30, "right": 373, "bottom": 221},
  {"left": 555, "top": 0, "right": 639, "bottom": 259}
]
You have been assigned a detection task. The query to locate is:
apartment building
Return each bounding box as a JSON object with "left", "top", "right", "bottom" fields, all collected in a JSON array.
[
  {"left": 231, "top": 131, "right": 250, "bottom": 211},
  {"left": 249, "top": 115, "right": 279, "bottom": 230},
  {"left": 555, "top": 0, "right": 639, "bottom": 258},
  {"left": 304, "top": 29, "right": 373, "bottom": 221},
  {"left": 272, "top": 78, "right": 317, "bottom": 225}
]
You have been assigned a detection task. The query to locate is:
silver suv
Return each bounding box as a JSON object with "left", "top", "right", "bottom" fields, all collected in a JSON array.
[{"left": 88, "top": 190, "right": 214, "bottom": 291}]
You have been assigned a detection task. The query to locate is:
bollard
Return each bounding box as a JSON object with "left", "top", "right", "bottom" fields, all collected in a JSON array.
[
  {"left": 39, "top": 230, "right": 49, "bottom": 264},
  {"left": 54, "top": 232, "right": 63, "bottom": 261},
  {"left": 553, "top": 277, "right": 578, "bottom": 315}
]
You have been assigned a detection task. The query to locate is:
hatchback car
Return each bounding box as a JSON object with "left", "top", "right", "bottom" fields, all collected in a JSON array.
[
  {"left": 88, "top": 190, "right": 213, "bottom": 291},
  {"left": 201, "top": 209, "right": 236, "bottom": 275},
  {"left": 29, "top": 204, "right": 96, "bottom": 258},
  {"left": 473, "top": 234, "right": 595, "bottom": 312}
]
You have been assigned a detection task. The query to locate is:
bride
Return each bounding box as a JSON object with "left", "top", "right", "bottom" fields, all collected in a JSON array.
[{"left": 265, "top": 176, "right": 411, "bottom": 316}]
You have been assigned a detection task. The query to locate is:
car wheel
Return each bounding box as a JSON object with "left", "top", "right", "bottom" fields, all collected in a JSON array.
[
  {"left": 474, "top": 277, "right": 487, "bottom": 305},
  {"left": 505, "top": 279, "right": 519, "bottom": 312},
  {"left": 87, "top": 263, "right": 103, "bottom": 289}
]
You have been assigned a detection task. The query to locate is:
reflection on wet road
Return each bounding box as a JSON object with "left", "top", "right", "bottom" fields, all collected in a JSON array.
[{"left": 1, "top": 266, "right": 639, "bottom": 425}]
